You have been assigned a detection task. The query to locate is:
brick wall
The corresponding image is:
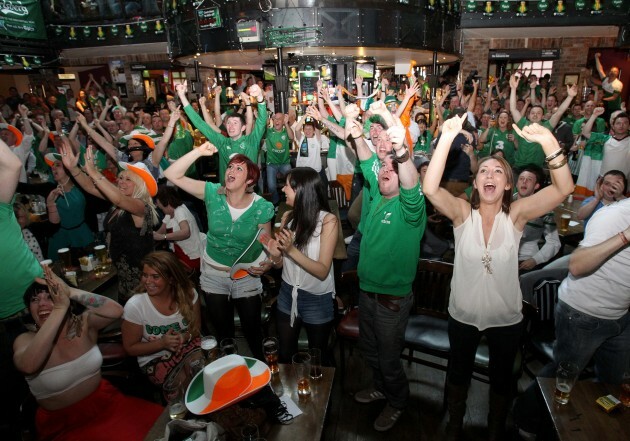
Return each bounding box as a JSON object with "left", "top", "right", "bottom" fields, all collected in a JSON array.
[{"left": 461, "top": 36, "right": 619, "bottom": 99}]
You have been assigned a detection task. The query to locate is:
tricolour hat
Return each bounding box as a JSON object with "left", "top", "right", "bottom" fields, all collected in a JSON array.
[
  {"left": 0, "top": 123, "right": 23, "bottom": 146},
  {"left": 44, "top": 153, "right": 62, "bottom": 167},
  {"left": 123, "top": 130, "right": 157, "bottom": 150},
  {"left": 185, "top": 354, "right": 271, "bottom": 415},
  {"left": 118, "top": 161, "right": 158, "bottom": 197}
]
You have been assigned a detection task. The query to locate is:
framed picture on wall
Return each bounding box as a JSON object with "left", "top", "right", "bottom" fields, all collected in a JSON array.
[{"left": 563, "top": 74, "right": 579, "bottom": 86}]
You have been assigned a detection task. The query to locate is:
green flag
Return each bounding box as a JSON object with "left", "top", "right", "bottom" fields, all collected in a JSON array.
[{"left": 0, "top": 0, "right": 46, "bottom": 40}]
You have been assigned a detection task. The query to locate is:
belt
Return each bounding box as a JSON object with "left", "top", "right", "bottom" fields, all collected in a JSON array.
[{"left": 363, "top": 291, "right": 407, "bottom": 312}]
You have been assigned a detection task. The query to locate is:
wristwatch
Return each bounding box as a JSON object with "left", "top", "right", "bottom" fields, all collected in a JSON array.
[{"left": 393, "top": 150, "right": 410, "bottom": 163}]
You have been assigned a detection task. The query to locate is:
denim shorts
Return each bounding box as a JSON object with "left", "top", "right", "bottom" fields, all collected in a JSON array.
[
  {"left": 200, "top": 262, "right": 262, "bottom": 299},
  {"left": 277, "top": 281, "right": 334, "bottom": 325}
]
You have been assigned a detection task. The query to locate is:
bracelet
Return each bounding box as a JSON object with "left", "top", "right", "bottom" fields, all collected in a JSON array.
[
  {"left": 246, "top": 104, "right": 251, "bottom": 107},
  {"left": 271, "top": 255, "right": 282, "bottom": 264},
  {"left": 352, "top": 134, "right": 363, "bottom": 139},
  {"left": 547, "top": 156, "right": 568, "bottom": 170},
  {"left": 620, "top": 232, "right": 629, "bottom": 246},
  {"left": 545, "top": 148, "right": 564, "bottom": 163},
  {"left": 394, "top": 150, "right": 410, "bottom": 163},
  {"left": 72, "top": 170, "right": 81, "bottom": 177}
]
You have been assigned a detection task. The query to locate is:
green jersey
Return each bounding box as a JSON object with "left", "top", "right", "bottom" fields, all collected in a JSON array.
[
  {"left": 514, "top": 117, "right": 553, "bottom": 168},
  {"left": 184, "top": 102, "right": 268, "bottom": 184},
  {"left": 265, "top": 127, "right": 291, "bottom": 165},
  {"left": 478, "top": 127, "right": 516, "bottom": 166}
]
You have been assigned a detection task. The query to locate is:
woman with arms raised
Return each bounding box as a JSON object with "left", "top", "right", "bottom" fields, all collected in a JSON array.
[
  {"left": 422, "top": 115, "right": 573, "bottom": 440},
  {"left": 165, "top": 144, "right": 274, "bottom": 360},
  {"left": 13, "top": 267, "right": 162, "bottom": 441}
]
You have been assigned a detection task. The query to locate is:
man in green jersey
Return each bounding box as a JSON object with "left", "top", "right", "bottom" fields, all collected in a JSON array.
[
  {"left": 265, "top": 112, "right": 294, "bottom": 204},
  {"left": 176, "top": 81, "right": 267, "bottom": 185}
]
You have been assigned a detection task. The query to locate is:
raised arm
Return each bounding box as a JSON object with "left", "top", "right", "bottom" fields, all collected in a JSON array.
[
  {"left": 0, "top": 138, "right": 21, "bottom": 202},
  {"left": 306, "top": 106, "right": 345, "bottom": 140},
  {"left": 509, "top": 74, "right": 523, "bottom": 122},
  {"left": 388, "top": 122, "right": 417, "bottom": 190},
  {"left": 284, "top": 114, "right": 295, "bottom": 141},
  {"left": 98, "top": 99, "right": 112, "bottom": 124},
  {"left": 213, "top": 86, "right": 223, "bottom": 128},
  {"left": 423, "top": 114, "right": 470, "bottom": 224},
  {"left": 511, "top": 124, "right": 574, "bottom": 228},
  {"left": 164, "top": 141, "right": 216, "bottom": 199},
  {"left": 581, "top": 106, "right": 605, "bottom": 139},
  {"left": 240, "top": 92, "right": 254, "bottom": 135},
  {"left": 198, "top": 96, "right": 221, "bottom": 133},
  {"left": 593, "top": 53, "right": 606, "bottom": 80},
  {"left": 76, "top": 113, "right": 118, "bottom": 162},
  {"left": 151, "top": 108, "right": 180, "bottom": 168},
  {"left": 548, "top": 84, "right": 578, "bottom": 128},
  {"left": 321, "top": 85, "right": 343, "bottom": 122},
  {"left": 344, "top": 104, "right": 372, "bottom": 161},
  {"left": 18, "top": 105, "right": 33, "bottom": 136}
]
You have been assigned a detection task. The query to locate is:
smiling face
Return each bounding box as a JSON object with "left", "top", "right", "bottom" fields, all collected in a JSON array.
[
  {"left": 517, "top": 171, "right": 540, "bottom": 198},
  {"left": 474, "top": 158, "right": 512, "bottom": 204},
  {"left": 272, "top": 113, "right": 285, "bottom": 131},
  {"left": 378, "top": 155, "right": 400, "bottom": 198},
  {"left": 497, "top": 112, "right": 510, "bottom": 129},
  {"left": 225, "top": 115, "right": 245, "bottom": 139},
  {"left": 141, "top": 265, "right": 170, "bottom": 298},
  {"left": 303, "top": 124, "right": 315, "bottom": 138},
  {"left": 225, "top": 160, "right": 250, "bottom": 190},
  {"left": 117, "top": 171, "right": 137, "bottom": 196},
  {"left": 528, "top": 106, "right": 544, "bottom": 123},
  {"left": 369, "top": 122, "right": 383, "bottom": 141},
  {"left": 29, "top": 289, "right": 54, "bottom": 328}
]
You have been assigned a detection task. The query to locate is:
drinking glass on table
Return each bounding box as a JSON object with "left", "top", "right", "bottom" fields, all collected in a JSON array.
[
  {"left": 163, "top": 376, "right": 186, "bottom": 420},
  {"left": 220, "top": 338, "right": 238, "bottom": 356},
  {"left": 262, "top": 337, "right": 279, "bottom": 374},
  {"left": 309, "top": 347, "right": 322, "bottom": 380},
  {"left": 292, "top": 352, "right": 311, "bottom": 397},
  {"left": 58, "top": 248, "right": 72, "bottom": 271},
  {"left": 554, "top": 361, "right": 579, "bottom": 405},
  {"left": 201, "top": 335, "right": 218, "bottom": 364}
]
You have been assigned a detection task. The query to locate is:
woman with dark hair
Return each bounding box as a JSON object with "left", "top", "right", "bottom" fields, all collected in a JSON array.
[
  {"left": 154, "top": 186, "right": 203, "bottom": 271},
  {"left": 423, "top": 115, "right": 573, "bottom": 440},
  {"left": 165, "top": 144, "right": 274, "bottom": 360},
  {"left": 122, "top": 251, "right": 202, "bottom": 386},
  {"left": 267, "top": 167, "right": 338, "bottom": 365},
  {"left": 75, "top": 89, "right": 90, "bottom": 114},
  {"left": 13, "top": 266, "right": 162, "bottom": 441},
  {"left": 477, "top": 110, "right": 518, "bottom": 165}
]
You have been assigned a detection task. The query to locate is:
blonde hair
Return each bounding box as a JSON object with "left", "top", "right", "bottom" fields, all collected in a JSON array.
[{"left": 117, "top": 170, "right": 158, "bottom": 224}]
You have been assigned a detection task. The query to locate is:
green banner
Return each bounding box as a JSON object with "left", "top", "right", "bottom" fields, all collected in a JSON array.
[{"left": 0, "top": 0, "right": 46, "bottom": 40}]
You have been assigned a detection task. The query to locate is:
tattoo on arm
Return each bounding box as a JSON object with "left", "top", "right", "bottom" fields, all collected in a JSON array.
[{"left": 73, "top": 292, "right": 108, "bottom": 308}]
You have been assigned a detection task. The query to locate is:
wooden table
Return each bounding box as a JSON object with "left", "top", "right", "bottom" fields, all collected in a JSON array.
[
  {"left": 537, "top": 377, "right": 630, "bottom": 441},
  {"left": 143, "top": 365, "right": 335, "bottom": 441},
  {"left": 52, "top": 262, "right": 117, "bottom": 294},
  {"left": 553, "top": 198, "right": 585, "bottom": 239}
]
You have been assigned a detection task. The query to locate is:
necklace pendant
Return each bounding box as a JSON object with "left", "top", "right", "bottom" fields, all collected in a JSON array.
[{"left": 482, "top": 250, "right": 493, "bottom": 274}]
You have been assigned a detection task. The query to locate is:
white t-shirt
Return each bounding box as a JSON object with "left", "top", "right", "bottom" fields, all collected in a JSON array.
[
  {"left": 558, "top": 199, "right": 630, "bottom": 319},
  {"left": 10, "top": 133, "right": 34, "bottom": 183},
  {"left": 600, "top": 136, "right": 630, "bottom": 182},
  {"left": 163, "top": 205, "right": 202, "bottom": 259},
  {"left": 123, "top": 291, "right": 199, "bottom": 367},
  {"left": 296, "top": 134, "right": 329, "bottom": 172}
]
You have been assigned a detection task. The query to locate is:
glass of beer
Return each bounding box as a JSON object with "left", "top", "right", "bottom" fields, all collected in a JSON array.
[
  {"left": 220, "top": 338, "right": 238, "bottom": 356},
  {"left": 58, "top": 248, "right": 72, "bottom": 272},
  {"left": 292, "top": 352, "right": 311, "bottom": 397},
  {"left": 559, "top": 213, "right": 571, "bottom": 232},
  {"left": 163, "top": 376, "right": 186, "bottom": 420},
  {"left": 94, "top": 245, "right": 107, "bottom": 265},
  {"left": 200, "top": 335, "right": 218, "bottom": 364},
  {"left": 262, "top": 337, "right": 280, "bottom": 375},
  {"left": 554, "top": 361, "right": 579, "bottom": 405},
  {"left": 309, "top": 347, "right": 322, "bottom": 380}
]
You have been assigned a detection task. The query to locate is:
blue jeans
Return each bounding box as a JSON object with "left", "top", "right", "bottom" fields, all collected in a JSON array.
[
  {"left": 448, "top": 317, "right": 524, "bottom": 396},
  {"left": 553, "top": 300, "right": 630, "bottom": 383},
  {"left": 359, "top": 290, "right": 413, "bottom": 409},
  {"left": 341, "top": 229, "right": 362, "bottom": 273},
  {"left": 266, "top": 163, "right": 292, "bottom": 204}
]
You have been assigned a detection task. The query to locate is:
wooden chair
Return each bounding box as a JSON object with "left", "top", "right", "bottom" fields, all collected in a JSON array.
[
  {"left": 403, "top": 259, "right": 525, "bottom": 401},
  {"left": 519, "top": 267, "right": 568, "bottom": 378}
]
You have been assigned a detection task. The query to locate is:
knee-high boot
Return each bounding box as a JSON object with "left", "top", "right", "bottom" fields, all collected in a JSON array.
[
  {"left": 488, "top": 389, "right": 512, "bottom": 441},
  {"left": 445, "top": 382, "right": 469, "bottom": 441}
]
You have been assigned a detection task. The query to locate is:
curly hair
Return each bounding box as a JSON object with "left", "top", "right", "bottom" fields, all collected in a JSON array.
[{"left": 137, "top": 251, "right": 200, "bottom": 337}]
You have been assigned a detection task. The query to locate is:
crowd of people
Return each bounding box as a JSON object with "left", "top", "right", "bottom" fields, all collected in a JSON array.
[{"left": 0, "top": 58, "right": 628, "bottom": 440}]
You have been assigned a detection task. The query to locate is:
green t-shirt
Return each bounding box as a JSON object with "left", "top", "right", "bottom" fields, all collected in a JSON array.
[
  {"left": 265, "top": 127, "right": 291, "bottom": 165},
  {"left": 478, "top": 127, "right": 516, "bottom": 166},
  {"left": 572, "top": 116, "right": 607, "bottom": 136},
  {"left": 357, "top": 155, "right": 426, "bottom": 296},
  {"left": 167, "top": 129, "right": 197, "bottom": 177},
  {"left": 356, "top": 154, "right": 380, "bottom": 233},
  {"left": 514, "top": 117, "right": 553, "bottom": 168},
  {"left": 414, "top": 132, "right": 433, "bottom": 154},
  {"left": 203, "top": 182, "right": 274, "bottom": 266},
  {"left": 0, "top": 201, "right": 43, "bottom": 318},
  {"left": 184, "top": 102, "right": 267, "bottom": 184}
]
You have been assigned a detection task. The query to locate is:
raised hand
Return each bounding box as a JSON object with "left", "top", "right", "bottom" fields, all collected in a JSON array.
[
  {"left": 214, "top": 85, "right": 222, "bottom": 95},
  {"left": 344, "top": 103, "right": 361, "bottom": 119},
  {"left": 305, "top": 106, "right": 322, "bottom": 121},
  {"left": 512, "top": 122, "right": 553, "bottom": 144},
  {"left": 369, "top": 100, "right": 387, "bottom": 116},
  {"left": 345, "top": 118, "right": 363, "bottom": 140},
  {"left": 567, "top": 83, "right": 579, "bottom": 98},
  {"left": 387, "top": 125, "right": 406, "bottom": 151},
  {"left": 404, "top": 80, "right": 420, "bottom": 99},
  {"left": 509, "top": 74, "right": 519, "bottom": 90},
  {"left": 197, "top": 141, "right": 218, "bottom": 156},
  {"left": 44, "top": 265, "right": 70, "bottom": 310},
  {"left": 199, "top": 96, "right": 206, "bottom": 107},
  {"left": 248, "top": 84, "right": 262, "bottom": 99},
  {"left": 83, "top": 145, "right": 98, "bottom": 174},
  {"left": 355, "top": 75, "right": 363, "bottom": 86},
  {"left": 175, "top": 81, "right": 188, "bottom": 96},
  {"left": 593, "top": 107, "right": 605, "bottom": 117},
  {"left": 59, "top": 138, "right": 80, "bottom": 171},
  {"left": 169, "top": 106, "right": 181, "bottom": 124},
  {"left": 441, "top": 113, "right": 467, "bottom": 136}
]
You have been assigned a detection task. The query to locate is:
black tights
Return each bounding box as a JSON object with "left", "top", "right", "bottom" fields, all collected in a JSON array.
[
  {"left": 276, "top": 309, "right": 334, "bottom": 366},
  {"left": 204, "top": 292, "right": 264, "bottom": 361}
]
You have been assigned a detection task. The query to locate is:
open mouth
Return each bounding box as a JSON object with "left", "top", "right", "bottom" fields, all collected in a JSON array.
[
  {"left": 483, "top": 182, "right": 496, "bottom": 194},
  {"left": 39, "top": 310, "right": 51, "bottom": 321}
]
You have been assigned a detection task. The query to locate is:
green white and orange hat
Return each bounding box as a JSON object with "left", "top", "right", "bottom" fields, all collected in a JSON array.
[
  {"left": 122, "top": 130, "right": 159, "bottom": 150},
  {"left": 118, "top": 161, "right": 158, "bottom": 197},
  {"left": 185, "top": 354, "right": 271, "bottom": 415},
  {"left": 44, "top": 152, "right": 62, "bottom": 167},
  {"left": 0, "top": 123, "right": 23, "bottom": 146}
]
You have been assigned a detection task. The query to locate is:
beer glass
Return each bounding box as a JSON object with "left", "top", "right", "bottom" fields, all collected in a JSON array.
[
  {"left": 200, "top": 335, "right": 218, "bottom": 364},
  {"left": 292, "top": 352, "right": 311, "bottom": 397},
  {"left": 262, "top": 337, "right": 279, "bottom": 375},
  {"left": 554, "top": 361, "right": 579, "bottom": 405},
  {"left": 58, "top": 248, "right": 72, "bottom": 271}
]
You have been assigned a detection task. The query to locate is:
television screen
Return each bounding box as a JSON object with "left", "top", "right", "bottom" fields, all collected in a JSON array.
[
  {"left": 263, "top": 65, "right": 276, "bottom": 81},
  {"left": 356, "top": 62, "right": 375, "bottom": 80}
]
